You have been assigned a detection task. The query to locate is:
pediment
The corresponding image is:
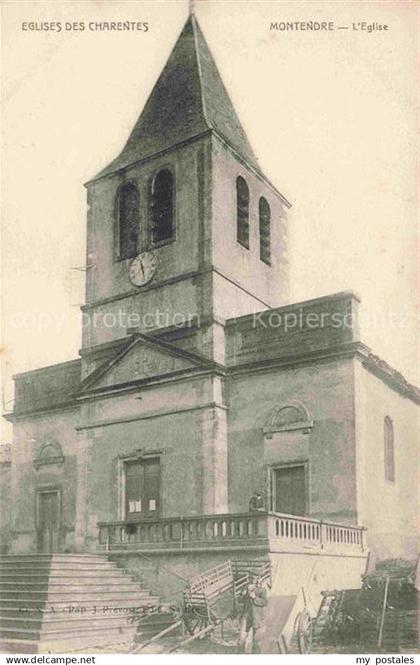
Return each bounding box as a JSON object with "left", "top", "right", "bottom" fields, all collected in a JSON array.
[{"left": 79, "top": 334, "right": 206, "bottom": 393}]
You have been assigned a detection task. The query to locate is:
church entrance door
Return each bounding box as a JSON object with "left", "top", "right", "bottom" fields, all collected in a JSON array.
[
  {"left": 37, "top": 490, "right": 60, "bottom": 552},
  {"left": 273, "top": 464, "right": 306, "bottom": 516},
  {"left": 125, "top": 457, "right": 161, "bottom": 520}
]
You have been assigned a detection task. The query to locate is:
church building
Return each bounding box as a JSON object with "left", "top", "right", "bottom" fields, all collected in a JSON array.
[{"left": 2, "top": 14, "right": 419, "bottom": 615}]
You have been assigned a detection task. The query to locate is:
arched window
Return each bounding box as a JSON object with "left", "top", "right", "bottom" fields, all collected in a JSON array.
[
  {"left": 150, "top": 169, "right": 174, "bottom": 244},
  {"left": 384, "top": 416, "right": 395, "bottom": 482},
  {"left": 236, "top": 176, "right": 249, "bottom": 248},
  {"left": 259, "top": 197, "right": 271, "bottom": 265},
  {"left": 117, "top": 183, "right": 139, "bottom": 260}
]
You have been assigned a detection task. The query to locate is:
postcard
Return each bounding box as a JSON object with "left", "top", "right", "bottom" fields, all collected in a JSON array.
[{"left": 1, "top": 0, "right": 418, "bottom": 657}]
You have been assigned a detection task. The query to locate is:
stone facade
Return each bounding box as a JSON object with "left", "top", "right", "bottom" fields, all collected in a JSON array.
[{"left": 0, "top": 445, "right": 11, "bottom": 553}]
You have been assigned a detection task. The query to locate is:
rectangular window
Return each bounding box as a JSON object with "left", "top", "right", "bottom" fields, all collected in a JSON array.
[
  {"left": 125, "top": 457, "right": 161, "bottom": 519},
  {"left": 272, "top": 464, "right": 306, "bottom": 516}
]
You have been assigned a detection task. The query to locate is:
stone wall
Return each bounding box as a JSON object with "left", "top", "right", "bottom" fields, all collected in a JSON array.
[
  {"left": 82, "top": 136, "right": 212, "bottom": 351},
  {"left": 112, "top": 547, "right": 366, "bottom": 607},
  {"left": 354, "top": 361, "right": 419, "bottom": 559},
  {"left": 211, "top": 136, "right": 290, "bottom": 317},
  {"left": 0, "top": 445, "right": 11, "bottom": 553},
  {"left": 225, "top": 291, "right": 360, "bottom": 367},
  {"left": 226, "top": 356, "right": 358, "bottom": 523},
  {"left": 81, "top": 373, "right": 228, "bottom": 549},
  {"left": 9, "top": 410, "right": 80, "bottom": 554}
]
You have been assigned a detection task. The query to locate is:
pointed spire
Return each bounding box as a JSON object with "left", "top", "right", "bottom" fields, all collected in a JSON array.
[{"left": 95, "top": 14, "right": 258, "bottom": 180}]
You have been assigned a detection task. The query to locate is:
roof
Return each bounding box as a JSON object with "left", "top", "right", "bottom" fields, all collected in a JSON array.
[
  {"left": 11, "top": 359, "right": 81, "bottom": 417},
  {"left": 94, "top": 15, "right": 259, "bottom": 180}
]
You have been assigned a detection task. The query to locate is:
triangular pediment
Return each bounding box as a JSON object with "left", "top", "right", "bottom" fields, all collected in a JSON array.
[{"left": 79, "top": 334, "right": 211, "bottom": 394}]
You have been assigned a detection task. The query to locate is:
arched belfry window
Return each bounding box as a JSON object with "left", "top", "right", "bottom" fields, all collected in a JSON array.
[
  {"left": 384, "top": 416, "right": 395, "bottom": 482},
  {"left": 259, "top": 197, "right": 271, "bottom": 265},
  {"left": 236, "top": 176, "right": 249, "bottom": 248},
  {"left": 150, "top": 169, "right": 174, "bottom": 244},
  {"left": 117, "top": 183, "right": 139, "bottom": 260}
]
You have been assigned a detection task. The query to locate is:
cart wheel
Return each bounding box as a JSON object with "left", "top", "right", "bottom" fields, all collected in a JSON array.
[
  {"left": 184, "top": 608, "right": 209, "bottom": 636},
  {"left": 295, "top": 609, "right": 314, "bottom": 654}
]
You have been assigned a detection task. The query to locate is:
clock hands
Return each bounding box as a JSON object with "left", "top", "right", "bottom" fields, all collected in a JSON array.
[{"left": 129, "top": 252, "right": 157, "bottom": 286}]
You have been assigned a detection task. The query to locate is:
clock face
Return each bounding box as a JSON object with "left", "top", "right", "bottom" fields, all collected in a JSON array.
[{"left": 129, "top": 252, "right": 158, "bottom": 287}]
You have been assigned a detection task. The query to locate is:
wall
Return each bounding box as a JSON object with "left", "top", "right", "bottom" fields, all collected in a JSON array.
[
  {"left": 111, "top": 547, "right": 366, "bottom": 629},
  {"left": 13, "top": 360, "right": 81, "bottom": 416},
  {"left": 0, "top": 445, "right": 11, "bottom": 553},
  {"left": 225, "top": 291, "right": 360, "bottom": 367},
  {"left": 82, "top": 136, "right": 212, "bottom": 351},
  {"left": 211, "top": 137, "right": 290, "bottom": 316},
  {"left": 354, "top": 362, "right": 419, "bottom": 559},
  {"left": 82, "top": 134, "right": 290, "bottom": 362},
  {"left": 9, "top": 409, "right": 80, "bottom": 553},
  {"left": 111, "top": 549, "right": 266, "bottom": 604},
  {"left": 81, "top": 373, "right": 228, "bottom": 549}
]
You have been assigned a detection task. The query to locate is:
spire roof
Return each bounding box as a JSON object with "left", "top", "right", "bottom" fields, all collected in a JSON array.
[{"left": 94, "top": 15, "right": 259, "bottom": 180}]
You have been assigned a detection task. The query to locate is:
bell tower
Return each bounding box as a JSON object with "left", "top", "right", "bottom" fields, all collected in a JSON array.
[{"left": 81, "top": 14, "right": 290, "bottom": 370}]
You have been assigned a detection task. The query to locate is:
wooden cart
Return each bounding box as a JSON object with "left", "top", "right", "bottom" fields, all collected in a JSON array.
[
  {"left": 134, "top": 558, "right": 271, "bottom": 653},
  {"left": 293, "top": 558, "right": 420, "bottom": 653}
]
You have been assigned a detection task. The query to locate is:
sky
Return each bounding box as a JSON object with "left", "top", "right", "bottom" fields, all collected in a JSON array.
[{"left": 1, "top": 0, "right": 418, "bottom": 441}]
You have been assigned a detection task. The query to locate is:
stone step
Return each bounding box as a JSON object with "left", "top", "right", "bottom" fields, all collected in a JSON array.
[
  {"left": 0, "top": 556, "right": 114, "bottom": 563},
  {"left": 0, "top": 590, "right": 152, "bottom": 602},
  {"left": 0, "top": 596, "right": 159, "bottom": 610},
  {"left": 0, "top": 557, "right": 115, "bottom": 564},
  {"left": 0, "top": 563, "right": 126, "bottom": 573},
  {"left": 0, "top": 623, "right": 137, "bottom": 645},
  {"left": 0, "top": 607, "right": 143, "bottom": 620},
  {"left": 0, "top": 572, "right": 132, "bottom": 582},
  {"left": 0, "top": 552, "right": 108, "bottom": 562},
  {"left": 1, "top": 627, "right": 137, "bottom": 654},
  {"left": 0, "top": 562, "right": 117, "bottom": 572},
  {"left": 0, "top": 613, "right": 136, "bottom": 628},
  {"left": 0, "top": 554, "right": 160, "bottom": 652},
  {"left": 1, "top": 639, "right": 40, "bottom": 654}
]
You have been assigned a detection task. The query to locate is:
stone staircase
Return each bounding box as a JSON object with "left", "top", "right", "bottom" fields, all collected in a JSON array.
[{"left": 0, "top": 554, "right": 160, "bottom": 653}]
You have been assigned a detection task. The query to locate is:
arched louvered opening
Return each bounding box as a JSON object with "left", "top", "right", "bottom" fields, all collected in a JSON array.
[
  {"left": 117, "top": 183, "right": 140, "bottom": 260},
  {"left": 150, "top": 169, "right": 174, "bottom": 244},
  {"left": 259, "top": 197, "right": 271, "bottom": 265},
  {"left": 236, "top": 176, "right": 249, "bottom": 248}
]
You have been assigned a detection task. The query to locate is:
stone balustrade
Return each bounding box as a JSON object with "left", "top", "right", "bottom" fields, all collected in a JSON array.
[
  {"left": 98, "top": 511, "right": 365, "bottom": 555},
  {"left": 268, "top": 512, "right": 364, "bottom": 554}
]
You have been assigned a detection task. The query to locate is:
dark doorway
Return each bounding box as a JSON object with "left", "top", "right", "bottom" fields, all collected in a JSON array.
[
  {"left": 125, "top": 457, "right": 161, "bottom": 519},
  {"left": 273, "top": 465, "right": 306, "bottom": 516},
  {"left": 37, "top": 490, "right": 60, "bottom": 552}
]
